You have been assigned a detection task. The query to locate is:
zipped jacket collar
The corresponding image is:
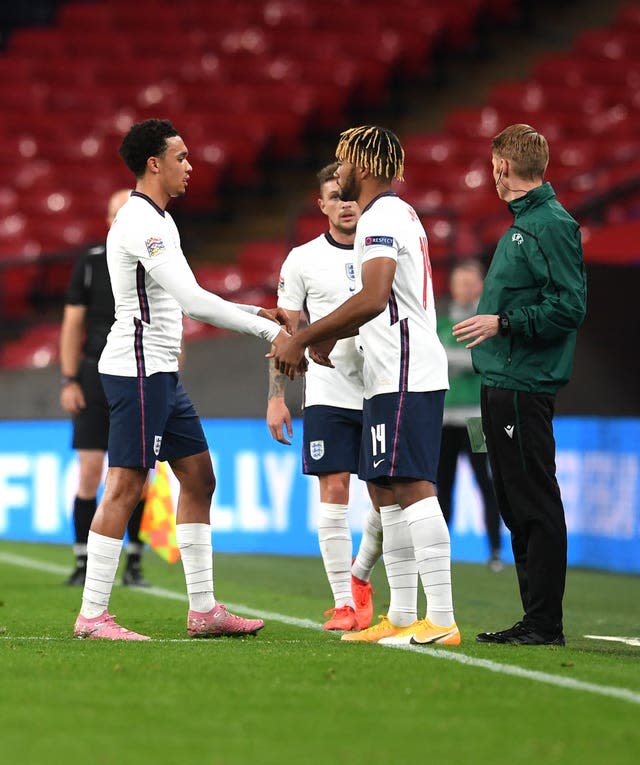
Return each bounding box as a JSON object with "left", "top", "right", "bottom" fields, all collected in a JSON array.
[{"left": 508, "top": 181, "right": 556, "bottom": 217}]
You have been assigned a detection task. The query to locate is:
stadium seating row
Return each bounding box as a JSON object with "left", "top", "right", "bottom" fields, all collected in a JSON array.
[
  {"left": 3, "top": 1, "right": 640, "bottom": 368},
  {"left": 360, "top": 2, "right": 640, "bottom": 262},
  {"left": 0, "top": 0, "right": 516, "bottom": 261}
]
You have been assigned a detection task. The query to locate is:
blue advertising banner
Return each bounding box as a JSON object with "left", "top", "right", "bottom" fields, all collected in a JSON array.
[{"left": 0, "top": 417, "right": 638, "bottom": 573}]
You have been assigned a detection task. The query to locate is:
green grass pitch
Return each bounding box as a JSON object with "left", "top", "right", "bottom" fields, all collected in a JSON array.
[{"left": 0, "top": 539, "right": 638, "bottom": 765}]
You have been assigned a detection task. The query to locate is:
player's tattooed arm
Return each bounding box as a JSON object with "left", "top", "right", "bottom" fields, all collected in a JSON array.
[{"left": 268, "top": 360, "right": 288, "bottom": 400}]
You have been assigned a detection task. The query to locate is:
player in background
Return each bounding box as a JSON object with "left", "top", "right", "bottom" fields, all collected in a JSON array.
[
  {"left": 73, "top": 118, "right": 292, "bottom": 640},
  {"left": 267, "top": 163, "right": 383, "bottom": 632},
  {"left": 436, "top": 259, "right": 503, "bottom": 571},
  {"left": 270, "top": 125, "right": 459, "bottom": 646},
  {"left": 61, "top": 188, "right": 152, "bottom": 588}
]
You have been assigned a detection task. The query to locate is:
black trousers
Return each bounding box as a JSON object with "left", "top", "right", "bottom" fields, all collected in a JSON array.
[
  {"left": 481, "top": 385, "right": 567, "bottom": 636},
  {"left": 437, "top": 424, "right": 501, "bottom": 556}
]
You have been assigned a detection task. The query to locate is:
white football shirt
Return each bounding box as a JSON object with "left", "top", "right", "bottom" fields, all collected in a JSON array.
[
  {"left": 100, "top": 192, "right": 280, "bottom": 377},
  {"left": 100, "top": 192, "right": 183, "bottom": 376},
  {"left": 278, "top": 232, "right": 364, "bottom": 410},
  {"left": 355, "top": 192, "right": 449, "bottom": 399}
]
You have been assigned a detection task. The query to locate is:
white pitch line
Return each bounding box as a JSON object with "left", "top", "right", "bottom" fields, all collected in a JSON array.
[
  {"left": 1, "top": 550, "right": 639, "bottom": 706},
  {"left": 0, "top": 552, "right": 70, "bottom": 576},
  {"left": 585, "top": 635, "right": 640, "bottom": 648},
  {"left": 0, "top": 635, "right": 306, "bottom": 645},
  {"left": 383, "top": 642, "right": 640, "bottom": 706},
  {"left": 0, "top": 635, "right": 195, "bottom": 643}
]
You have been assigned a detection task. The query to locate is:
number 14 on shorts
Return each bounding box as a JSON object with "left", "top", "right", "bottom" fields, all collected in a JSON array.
[{"left": 371, "top": 423, "right": 386, "bottom": 466}]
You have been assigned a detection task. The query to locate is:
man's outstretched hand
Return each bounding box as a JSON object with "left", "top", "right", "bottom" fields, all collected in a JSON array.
[
  {"left": 259, "top": 306, "right": 293, "bottom": 335},
  {"left": 308, "top": 338, "right": 336, "bottom": 368},
  {"left": 267, "top": 332, "right": 307, "bottom": 380}
]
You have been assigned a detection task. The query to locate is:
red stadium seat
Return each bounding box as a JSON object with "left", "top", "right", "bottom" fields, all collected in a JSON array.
[
  {"left": 236, "top": 241, "right": 287, "bottom": 288},
  {"left": 196, "top": 264, "right": 254, "bottom": 296},
  {"left": 29, "top": 216, "right": 106, "bottom": 255},
  {"left": 0, "top": 81, "right": 47, "bottom": 112},
  {"left": 0, "top": 323, "right": 60, "bottom": 369},
  {"left": 582, "top": 220, "right": 640, "bottom": 265},
  {"left": 176, "top": 113, "right": 266, "bottom": 186},
  {"left": 489, "top": 81, "right": 608, "bottom": 118},
  {"left": 292, "top": 214, "right": 327, "bottom": 248},
  {"left": 0, "top": 236, "right": 41, "bottom": 320},
  {"left": 574, "top": 28, "right": 640, "bottom": 63},
  {"left": 7, "top": 27, "right": 63, "bottom": 58},
  {"left": 57, "top": 1, "right": 113, "bottom": 30},
  {"left": 0, "top": 187, "right": 18, "bottom": 217},
  {"left": 404, "top": 135, "right": 462, "bottom": 166},
  {"left": 421, "top": 215, "right": 456, "bottom": 260},
  {"left": 0, "top": 56, "right": 34, "bottom": 84},
  {"left": 401, "top": 179, "right": 447, "bottom": 215},
  {"left": 615, "top": 3, "right": 640, "bottom": 30}
]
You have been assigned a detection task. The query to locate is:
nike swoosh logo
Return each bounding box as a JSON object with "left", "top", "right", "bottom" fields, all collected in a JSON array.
[
  {"left": 504, "top": 425, "right": 514, "bottom": 438},
  {"left": 373, "top": 459, "right": 385, "bottom": 468},
  {"left": 409, "top": 628, "right": 457, "bottom": 645}
]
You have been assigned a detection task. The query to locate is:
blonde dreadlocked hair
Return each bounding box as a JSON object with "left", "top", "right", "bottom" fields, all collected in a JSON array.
[{"left": 336, "top": 125, "right": 405, "bottom": 182}]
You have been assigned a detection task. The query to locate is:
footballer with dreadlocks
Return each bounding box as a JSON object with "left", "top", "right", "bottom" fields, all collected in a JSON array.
[{"left": 270, "top": 125, "right": 459, "bottom": 647}]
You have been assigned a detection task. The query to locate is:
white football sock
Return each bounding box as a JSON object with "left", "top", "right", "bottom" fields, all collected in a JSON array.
[
  {"left": 404, "top": 496, "right": 455, "bottom": 626},
  {"left": 352, "top": 505, "right": 383, "bottom": 582},
  {"left": 380, "top": 503, "right": 418, "bottom": 627},
  {"left": 318, "top": 503, "right": 354, "bottom": 608},
  {"left": 176, "top": 522, "right": 215, "bottom": 613},
  {"left": 80, "top": 531, "right": 123, "bottom": 618}
]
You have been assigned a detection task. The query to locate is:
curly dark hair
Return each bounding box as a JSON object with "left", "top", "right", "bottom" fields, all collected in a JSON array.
[{"left": 119, "top": 119, "right": 179, "bottom": 178}]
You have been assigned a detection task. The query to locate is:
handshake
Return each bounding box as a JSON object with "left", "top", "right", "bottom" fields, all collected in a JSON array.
[{"left": 260, "top": 306, "right": 336, "bottom": 380}]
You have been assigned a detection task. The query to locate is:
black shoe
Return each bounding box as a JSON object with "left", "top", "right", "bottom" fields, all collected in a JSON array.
[
  {"left": 122, "top": 562, "right": 151, "bottom": 587},
  {"left": 509, "top": 629, "right": 565, "bottom": 646},
  {"left": 476, "top": 621, "right": 565, "bottom": 646},
  {"left": 65, "top": 558, "right": 87, "bottom": 586}
]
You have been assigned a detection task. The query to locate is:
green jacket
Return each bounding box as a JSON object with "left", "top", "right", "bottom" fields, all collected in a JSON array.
[{"left": 472, "top": 183, "right": 587, "bottom": 394}]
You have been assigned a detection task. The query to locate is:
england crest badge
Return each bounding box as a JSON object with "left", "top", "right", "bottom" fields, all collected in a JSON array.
[
  {"left": 310, "top": 440, "right": 325, "bottom": 460},
  {"left": 345, "top": 262, "right": 356, "bottom": 293}
]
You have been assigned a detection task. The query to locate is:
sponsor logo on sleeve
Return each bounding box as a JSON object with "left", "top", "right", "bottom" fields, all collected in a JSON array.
[
  {"left": 511, "top": 232, "right": 524, "bottom": 246},
  {"left": 277, "top": 274, "right": 285, "bottom": 293},
  {"left": 365, "top": 235, "right": 394, "bottom": 247},
  {"left": 145, "top": 236, "right": 166, "bottom": 258}
]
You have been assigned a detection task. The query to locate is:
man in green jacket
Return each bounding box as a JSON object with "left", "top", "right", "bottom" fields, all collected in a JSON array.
[
  {"left": 453, "top": 124, "right": 586, "bottom": 646},
  {"left": 436, "top": 259, "right": 502, "bottom": 570}
]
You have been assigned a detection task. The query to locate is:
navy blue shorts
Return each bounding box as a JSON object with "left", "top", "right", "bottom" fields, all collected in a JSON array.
[
  {"left": 302, "top": 404, "right": 363, "bottom": 475},
  {"left": 101, "top": 372, "right": 208, "bottom": 469},
  {"left": 359, "top": 390, "right": 445, "bottom": 485}
]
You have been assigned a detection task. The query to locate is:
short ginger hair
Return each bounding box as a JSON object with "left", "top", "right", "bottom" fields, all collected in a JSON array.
[{"left": 491, "top": 124, "right": 549, "bottom": 181}]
